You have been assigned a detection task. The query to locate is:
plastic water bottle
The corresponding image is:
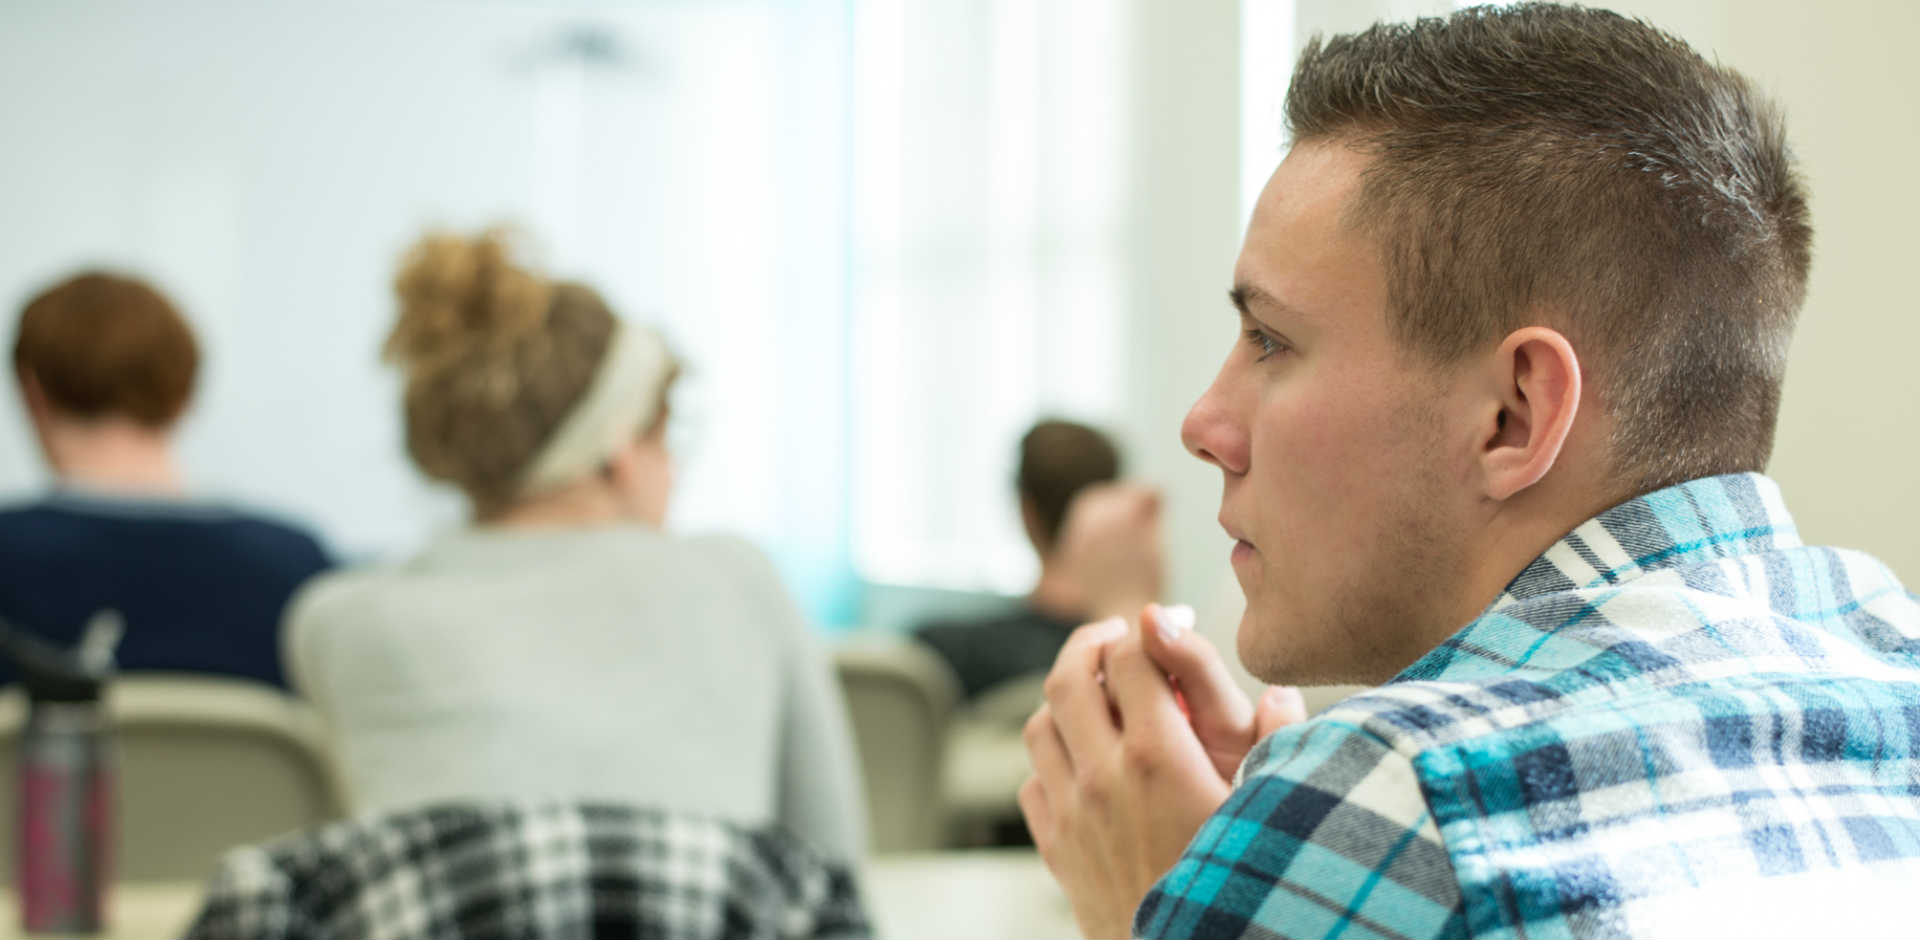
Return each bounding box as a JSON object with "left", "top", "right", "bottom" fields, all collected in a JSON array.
[{"left": 2, "top": 611, "right": 120, "bottom": 935}]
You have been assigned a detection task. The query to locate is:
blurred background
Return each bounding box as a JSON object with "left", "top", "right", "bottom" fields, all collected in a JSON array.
[
  {"left": 3, "top": 0, "right": 1914, "bottom": 632},
  {"left": 0, "top": 0, "right": 1915, "bottom": 934}
]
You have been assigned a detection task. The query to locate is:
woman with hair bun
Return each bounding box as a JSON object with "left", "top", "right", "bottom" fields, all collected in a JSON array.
[{"left": 285, "top": 229, "right": 863, "bottom": 863}]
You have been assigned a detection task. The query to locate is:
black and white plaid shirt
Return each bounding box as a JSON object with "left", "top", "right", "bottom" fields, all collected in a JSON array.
[{"left": 184, "top": 801, "right": 871, "bottom": 940}]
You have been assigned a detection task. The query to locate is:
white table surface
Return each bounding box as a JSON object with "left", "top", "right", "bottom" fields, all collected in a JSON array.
[
  {"left": 865, "top": 849, "right": 1081, "bottom": 939},
  {"left": 0, "top": 881, "right": 203, "bottom": 939}
]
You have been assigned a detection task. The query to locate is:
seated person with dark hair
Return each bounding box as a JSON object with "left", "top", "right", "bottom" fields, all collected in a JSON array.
[
  {"left": 914, "top": 419, "right": 1164, "bottom": 700},
  {"left": 0, "top": 271, "right": 333, "bottom": 690}
]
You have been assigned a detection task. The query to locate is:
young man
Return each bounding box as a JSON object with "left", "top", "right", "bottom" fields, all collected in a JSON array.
[{"left": 1021, "top": 5, "right": 1920, "bottom": 938}]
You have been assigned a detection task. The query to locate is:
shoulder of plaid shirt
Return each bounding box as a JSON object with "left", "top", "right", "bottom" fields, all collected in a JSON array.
[{"left": 1135, "top": 472, "right": 1920, "bottom": 940}]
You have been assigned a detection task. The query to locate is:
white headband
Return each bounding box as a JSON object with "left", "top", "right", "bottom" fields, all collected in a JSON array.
[{"left": 518, "top": 321, "right": 671, "bottom": 495}]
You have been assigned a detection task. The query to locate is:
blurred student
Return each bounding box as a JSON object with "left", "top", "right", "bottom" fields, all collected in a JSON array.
[
  {"left": 286, "top": 229, "right": 863, "bottom": 862},
  {"left": 0, "top": 272, "right": 333, "bottom": 689},
  {"left": 914, "top": 420, "right": 1164, "bottom": 699}
]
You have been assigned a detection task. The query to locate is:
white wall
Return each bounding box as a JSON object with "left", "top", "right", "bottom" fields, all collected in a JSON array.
[
  {"left": 1117, "top": 0, "right": 1246, "bottom": 616},
  {"left": 0, "top": 1, "right": 855, "bottom": 615}
]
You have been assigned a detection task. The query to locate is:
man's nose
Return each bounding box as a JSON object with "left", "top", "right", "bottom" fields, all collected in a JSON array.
[{"left": 1181, "top": 382, "right": 1248, "bottom": 476}]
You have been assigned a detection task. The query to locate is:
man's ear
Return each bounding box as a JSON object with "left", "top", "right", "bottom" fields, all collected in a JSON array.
[
  {"left": 16, "top": 368, "right": 60, "bottom": 432},
  {"left": 1477, "top": 327, "right": 1582, "bottom": 502},
  {"left": 18, "top": 368, "right": 45, "bottom": 416},
  {"left": 598, "top": 443, "right": 632, "bottom": 485}
]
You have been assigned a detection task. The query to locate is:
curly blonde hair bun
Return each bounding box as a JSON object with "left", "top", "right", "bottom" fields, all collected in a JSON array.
[{"left": 386, "top": 228, "right": 621, "bottom": 514}]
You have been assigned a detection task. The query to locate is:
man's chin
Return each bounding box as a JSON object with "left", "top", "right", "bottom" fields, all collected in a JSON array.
[
  {"left": 1236, "top": 608, "right": 1296, "bottom": 686},
  {"left": 1238, "top": 608, "right": 1358, "bottom": 687}
]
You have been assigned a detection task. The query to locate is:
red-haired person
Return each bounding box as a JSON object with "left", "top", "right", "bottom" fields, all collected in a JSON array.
[{"left": 0, "top": 272, "right": 332, "bottom": 690}]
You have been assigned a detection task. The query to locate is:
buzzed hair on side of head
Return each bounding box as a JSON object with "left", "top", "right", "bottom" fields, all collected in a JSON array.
[
  {"left": 1019, "top": 419, "right": 1122, "bottom": 552},
  {"left": 1284, "top": 2, "right": 1811, "bottom": 495}
]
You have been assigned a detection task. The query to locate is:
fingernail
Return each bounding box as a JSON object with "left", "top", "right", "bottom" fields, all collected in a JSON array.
[
  {"left": 1156, "top": 603, "right": 1195, "bottom": 643},
  {"left": 1266, "top": 685, "right": 1306, "bottom": 710}
]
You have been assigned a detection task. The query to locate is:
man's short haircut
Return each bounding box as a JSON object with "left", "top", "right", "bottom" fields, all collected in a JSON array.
[
  {"left": 1018, "top": 419, "right": 1122, "bottom": 550},
  {"left": 1286, "top": 3, "right": 1811, "bottom": 493},
  {"left": 13, "top": 271, "right": 200, "bottom": 428}
]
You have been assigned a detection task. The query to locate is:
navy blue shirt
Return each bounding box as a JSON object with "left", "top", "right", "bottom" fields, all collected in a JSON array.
[
  {"left": 0, "top": 491, "right": 333, "bottom": 690},
  {"left": 913, "top": 603, "right": 1081, "bottom": 700}
]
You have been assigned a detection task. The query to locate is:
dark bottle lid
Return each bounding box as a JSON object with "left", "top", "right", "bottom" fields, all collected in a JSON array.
[{"left": 0, "top": 612, "right": 118, "bottom": 703}]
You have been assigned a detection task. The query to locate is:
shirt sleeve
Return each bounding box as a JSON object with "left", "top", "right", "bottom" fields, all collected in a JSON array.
[
  {"left": 717, "top": 537, "right": 869, "bottom": 863},
  {"left": 1135, "top": 720, "right": 1466, "bottom": 940},
  {"left": 776, "top": 616, "right": 869, "bottom": 862},
  {"left": 279, "top": 582, "right": 325, "bottom": 706}
]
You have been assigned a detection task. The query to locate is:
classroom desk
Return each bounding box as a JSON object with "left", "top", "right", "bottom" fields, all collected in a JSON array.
[
  {"left": 864, "top": 848, "right": 1080, "bottom": 939},
  {"left": 0, "top": 881, "right": 204, "bottom": 939}
]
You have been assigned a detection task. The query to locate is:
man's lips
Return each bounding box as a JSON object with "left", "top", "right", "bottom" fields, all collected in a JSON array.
[
  {"left": 1218, "top": 513, "right": 1253, "bottom": 547},
  {"left": 1220, "top": 514, "right": 1259, "bottom": 566}
]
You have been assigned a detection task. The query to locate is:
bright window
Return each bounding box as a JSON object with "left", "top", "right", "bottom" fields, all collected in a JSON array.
[{"left": 848, "top": 0, "right": 1132, "bottom": 595}]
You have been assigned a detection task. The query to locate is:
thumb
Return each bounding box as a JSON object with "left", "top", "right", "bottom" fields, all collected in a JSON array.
[
  {"left": 1254, "top": 685, "right": 1309, "bottom": 741},
  {"left": 1141, "top": 603, "right": 1255, "bottom": 777}
]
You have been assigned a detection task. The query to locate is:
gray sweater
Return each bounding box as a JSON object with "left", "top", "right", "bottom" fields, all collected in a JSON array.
[{"left": 284, "top": 526, "right": 865, "bottom": 862}]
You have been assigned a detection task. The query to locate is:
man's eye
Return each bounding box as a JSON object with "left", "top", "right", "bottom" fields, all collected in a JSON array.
[{"left": 1243, "top": 329, "right": 1285, "bottom": 361}]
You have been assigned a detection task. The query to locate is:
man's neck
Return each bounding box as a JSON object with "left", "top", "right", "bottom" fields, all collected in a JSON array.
[
  {"left": 44, "top": 419, "right": 185, "bottom": 497},
  {"left": 1441, "top": 476, "right": 1630, "bottom": 652},
  {"left": 1028, "top": 562, "right": 1086, "bottom": 622}
]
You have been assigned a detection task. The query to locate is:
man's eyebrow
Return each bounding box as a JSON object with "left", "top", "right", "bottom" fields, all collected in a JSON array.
[{"left": 1228, "top": 283, "right": 1302, "bottom": 321}]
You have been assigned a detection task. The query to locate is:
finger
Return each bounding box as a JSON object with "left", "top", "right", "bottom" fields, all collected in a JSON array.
[
  {"left": 1254, "top": 685, "right": 1310, "bottom": 740},
  {"left": 1024, "top": 704, "right": 1074, "bottom": 785},
  {"left": 1141, "top": 603, "right": 1254, "bottom": 742},
  {"left": 1102, "top": 635, "right": 1202, "bottom": 746},
  {"left": 1044, "top": 617, "right": 1128, "bottom": 759},
  {"left": 1018, "top": 776, "right": 1055, "bottom": 858}
]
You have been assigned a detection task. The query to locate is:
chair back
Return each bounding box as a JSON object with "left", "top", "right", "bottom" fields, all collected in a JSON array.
[
  {"left": 940, "top": 673, "right": 1046, "bottom": 840},
  {"left": 0, "top": 674, "right": 343, "bottom": 881},
  {"left": 832, "top": 639, "right": 961, "bottom": 852}
]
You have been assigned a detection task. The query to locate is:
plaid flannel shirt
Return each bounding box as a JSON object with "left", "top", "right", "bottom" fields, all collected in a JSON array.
[
  {"left": 1137, "top": 473, "right": 1920, "bottom": 939},
  {"left": 184, "top": 801, "right": 871, "bottom": 940}
]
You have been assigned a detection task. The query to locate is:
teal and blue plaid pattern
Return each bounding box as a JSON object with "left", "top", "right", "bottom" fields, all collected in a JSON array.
[{"left": 1137, "top": 474, "right": 1920, "bottom": 938}]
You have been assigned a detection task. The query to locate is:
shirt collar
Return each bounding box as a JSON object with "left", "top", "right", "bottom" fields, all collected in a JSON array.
[
  {"left": 1492, "top": 472, "right": 1798, "bottom": 608},
  {"left": 1387, "top": 473, "right": 1800, "bottom": 685},
  {"left": 41, "top": 485, "right": 232, "bottom": 520}
]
